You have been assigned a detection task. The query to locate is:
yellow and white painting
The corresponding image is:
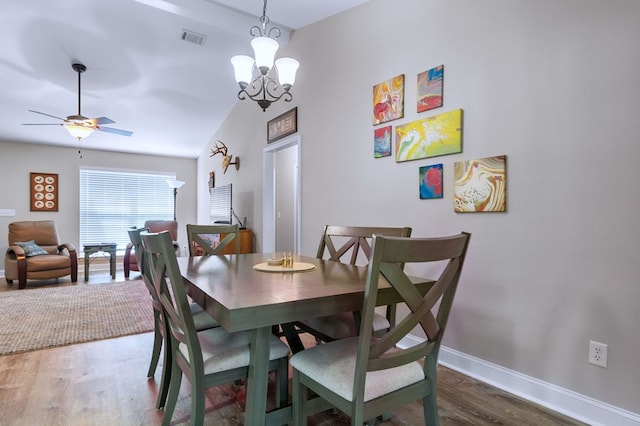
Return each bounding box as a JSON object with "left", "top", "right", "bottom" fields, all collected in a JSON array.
[{"left": 454, "top": 155, "right": 507, "bottom": 212}]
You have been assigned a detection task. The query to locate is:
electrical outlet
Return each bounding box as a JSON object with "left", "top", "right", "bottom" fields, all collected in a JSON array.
[{"left": 589, "top": 340, "right": 608, "bottom": 368}]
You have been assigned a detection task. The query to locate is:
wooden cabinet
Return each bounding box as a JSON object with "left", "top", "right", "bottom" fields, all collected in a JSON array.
[{"left": 193, "top": 229, "right": 254, "bottom": 255}]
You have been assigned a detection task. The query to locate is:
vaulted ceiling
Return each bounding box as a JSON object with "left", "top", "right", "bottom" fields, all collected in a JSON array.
[{"left": 1, "top": 0, "right": 369, "bottom": 158}]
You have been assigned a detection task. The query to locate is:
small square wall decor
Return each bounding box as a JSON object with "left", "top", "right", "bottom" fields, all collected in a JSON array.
[
  {"left": 374, "top": 126, "right": 392, "bottom": 158},
  {"left": 395, "top": 109, "right": 463, "bottom": 162},
  {"left": 454, "top": 155, "right": 507, "bottom": 212},
  {"left": 417, "top": 65, "right": 443, "bottom": 112},
  {"left": 419, "top": 164, "right": 443, "bottom": 199},
  {"left": 372, "top": 74, "right": 405, "bottom": 125}
]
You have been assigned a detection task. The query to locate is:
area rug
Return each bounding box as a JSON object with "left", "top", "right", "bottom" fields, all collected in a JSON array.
[{"left": 0, "top": 280, "right": 154, "bottom": 356}]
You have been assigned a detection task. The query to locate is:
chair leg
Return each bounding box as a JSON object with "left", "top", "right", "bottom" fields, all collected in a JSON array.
[
  {"left": 156, "top": 334, "right": 172, "bottom": 410},
  {"left": 276, "top": 358, "right": 288, "bottom": 408},
  {"left": 147, "top": 316, "right": 163, "bottom": 377},
  {"left": 191, "top": 374, "right": 206, "bottom": 425},
  {"left": 161, "top": 362, "right": 182, "bottom": 426},
  {"left": 292, "top": 369, "right": 306, "bottom": 426}
]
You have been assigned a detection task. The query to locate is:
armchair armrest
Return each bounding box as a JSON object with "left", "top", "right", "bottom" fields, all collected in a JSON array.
[
  {"left": 6, "top": 245, "right": 26, "bottom": 260},
  {"left": 58, "top": 242, "right": 76, "bottom": 255}
]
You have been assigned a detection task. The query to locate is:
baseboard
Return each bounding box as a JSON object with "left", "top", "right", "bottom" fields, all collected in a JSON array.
[{"left": 398, "top": 335, "right": 640, "bottom": 426}]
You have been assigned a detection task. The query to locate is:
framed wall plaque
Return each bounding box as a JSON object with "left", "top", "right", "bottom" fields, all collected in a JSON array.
[
  {"left": 30, "top": 172, "right": 58, "bottom": 212},
  {"left": 267, "top": 107, "right": 297, "bottom": 143}
]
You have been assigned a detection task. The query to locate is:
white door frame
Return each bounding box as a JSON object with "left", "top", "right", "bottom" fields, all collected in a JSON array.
[{"left": 262, "top": 135, "right": 301, "bottom": 254}]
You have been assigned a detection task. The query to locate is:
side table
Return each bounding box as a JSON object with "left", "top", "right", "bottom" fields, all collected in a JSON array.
[{"left": 83, "top": 243, "right": 117, "bottom": 281}]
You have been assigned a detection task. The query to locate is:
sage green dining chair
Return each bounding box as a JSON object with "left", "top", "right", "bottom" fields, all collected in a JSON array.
[
  {"left": 128, "top": 227, "right": 219, "bottom": 410},
  {"left": 291, "top": 232, "right": 471, "bottom": 425},
  {"left": 140, "top": 230, "right": 290, "bottom": 425},
  {"left": 295, "top": 225, "right": 412, "bottom": 343},
  {"left": 186, "top": 223, "right": 240, "bottom": 256}
]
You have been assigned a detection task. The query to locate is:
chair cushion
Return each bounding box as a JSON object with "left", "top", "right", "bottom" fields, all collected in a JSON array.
[
  {"left": 290, "top": 337, "right": 424, "bottom": 402},
  {"left": 14, "top": 240, "right": 48, "bottom": 257},
  {"left": 301, "top": 312, "right": 391, "bottom": 340},
  {"left": 26, "top": 254, "right": 71, "bottom": 271},
  {"left": 178, "top": 328, "right": 290, "bottom": 374}
]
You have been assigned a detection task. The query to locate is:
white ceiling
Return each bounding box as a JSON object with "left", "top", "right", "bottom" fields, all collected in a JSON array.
[{"left": 0, "top": 0, "right": 369, "bottom": 158}]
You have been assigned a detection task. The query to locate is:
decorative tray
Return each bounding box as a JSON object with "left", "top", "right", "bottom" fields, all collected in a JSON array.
[{"left": 253, "top": 262, "right": 316, "bottom": 272}]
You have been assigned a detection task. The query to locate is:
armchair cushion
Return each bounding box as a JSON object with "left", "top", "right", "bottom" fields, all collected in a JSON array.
[{"left": 14, "top": 240, "right": 48, "bottom": 257}]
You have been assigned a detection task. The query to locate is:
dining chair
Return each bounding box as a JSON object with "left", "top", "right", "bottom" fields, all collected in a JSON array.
[
  {"left": 124, "top": 219, "right": 179, "bottom": 278},
  {"left": 291, "top": 232, "right": 471, "bottom": 425},
  {"left": 295, "top": 225, "right": 412, "bottom": 343},
  {"left": 127, "top": 227, "right": 219, "bottom": 410},
  {"left": 140, "top": 230, "right": 290, "bottom": 425},
  {"left": 186, "top": 223, "right": 240, "bottom": 256}
]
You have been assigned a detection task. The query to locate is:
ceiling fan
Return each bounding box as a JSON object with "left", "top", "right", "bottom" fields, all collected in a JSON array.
[{"left": 23, "top": 63, "right": 133, "bottom": 140}]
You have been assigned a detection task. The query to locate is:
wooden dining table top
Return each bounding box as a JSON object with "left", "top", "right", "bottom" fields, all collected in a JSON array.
[{"left": 177, "top": 253, "right": 434, "bottom": 332}]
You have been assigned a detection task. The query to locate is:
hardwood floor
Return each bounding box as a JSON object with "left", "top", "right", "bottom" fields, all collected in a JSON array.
[{"left": 0, "top": 271, "right": 586, "bottom": 425}]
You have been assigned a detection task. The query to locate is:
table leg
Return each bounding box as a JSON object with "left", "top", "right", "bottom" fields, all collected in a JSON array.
[
  {"left": 109, "top": 249, "right": 116, "bottom": 279},
  {"left": 84, "top": 251, "right": 90, "bottom": 281},
  {"left": 245, "top": 326, "right": 270, "bottom": 425}
]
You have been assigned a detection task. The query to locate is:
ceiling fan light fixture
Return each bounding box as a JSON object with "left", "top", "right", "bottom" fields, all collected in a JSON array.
[{"left": 65, "top": 123, "right": 95, "bottom": 140}]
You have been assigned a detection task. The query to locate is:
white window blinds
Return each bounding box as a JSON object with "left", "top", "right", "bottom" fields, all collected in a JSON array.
[{"left": 79, "top": 168, "right": 175, "bottom": 252}]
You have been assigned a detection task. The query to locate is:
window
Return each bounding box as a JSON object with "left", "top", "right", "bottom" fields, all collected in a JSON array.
[{"left": 79, "top": 168, "right": 175, "bottom": 252}]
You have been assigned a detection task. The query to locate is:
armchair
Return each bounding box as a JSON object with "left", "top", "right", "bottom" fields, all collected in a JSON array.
[
  {"left": 5, "top": 220, "right": 78, "bottom": 289},
  {"left": 124, "top": 220, "right": 179, "bottom": 278}
]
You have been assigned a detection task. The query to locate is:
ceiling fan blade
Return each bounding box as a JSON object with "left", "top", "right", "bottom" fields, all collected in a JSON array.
[
  {"left": 98, "top": 126, "right": 133, "bottom": 136},
  {"left": 89, "top": 117, "right": 115, "bottom": 126},
  {"left": 28, "top": 110, "right": 65, "bottom": 121},
  {"left": 22, "top": 123, "right": 64, "bottom": 126}
]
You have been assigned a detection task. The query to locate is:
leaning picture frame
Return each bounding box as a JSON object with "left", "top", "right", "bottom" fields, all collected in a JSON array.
[{"left": 267, "top": 107, "right": 298, "bottom": 143}]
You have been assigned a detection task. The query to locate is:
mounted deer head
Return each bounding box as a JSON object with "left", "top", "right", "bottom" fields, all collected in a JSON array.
[{"left": 210, "top": 140, "right": 240, "bottom": 174}]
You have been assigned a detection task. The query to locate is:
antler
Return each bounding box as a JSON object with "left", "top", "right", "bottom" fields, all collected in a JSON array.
[{"left": 210, "top": 140, "right": 228, "bottom": 158}]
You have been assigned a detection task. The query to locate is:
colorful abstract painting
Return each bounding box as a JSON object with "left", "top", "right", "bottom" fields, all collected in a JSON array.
[
  {"left": 395, "top": 109, "right": 463, "bottom": 162},
  {"left": 374, "top": 126, "right": 392, "bottom": 158},
  {"left": 417, "top": 65, "right": 443, "bottom": 112},
  {"left": 454, "top": 155, "right": 507, "bottom": 212},
  {"left": 419, "top": 164, "right": 443, "bottom": 199},
  {"left": 372, "top": 74, "right": 404, "bottom": 125}
]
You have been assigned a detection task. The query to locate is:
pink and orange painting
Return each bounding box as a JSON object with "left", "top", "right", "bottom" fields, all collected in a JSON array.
[
  {"left": 417, "top": 65, "right": 443, "bottom": 112},
  {"left": 454, "top": 155, "right": 507, "bottom": 212},
  {"left": 372, "top": 74, "right": 404, "bottom": 125}
]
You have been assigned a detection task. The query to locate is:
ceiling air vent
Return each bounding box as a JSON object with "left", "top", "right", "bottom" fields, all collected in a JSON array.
[{"left": 180, "top": 29, "right": 207, "bottom": 46}]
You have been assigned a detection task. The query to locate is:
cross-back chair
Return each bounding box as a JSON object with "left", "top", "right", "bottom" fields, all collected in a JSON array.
[
  {"left": 128, "top": 227, "right": 218, "bottom": 410},
  {"left": 186, "top": 223, "right": 240, "bottom": 256},
  {"left": 295, "top": 225, "right": 412, "bottom": 343},
  {"left": 140, "top": 230, "right": 290, "bottom": 425},
  {"left": 291, "top": 232, "right": 471, "bottom": 425}
]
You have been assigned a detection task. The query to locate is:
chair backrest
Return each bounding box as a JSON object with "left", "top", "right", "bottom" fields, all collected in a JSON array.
[
  {"left": 128, "top": 227, "right": 157, "bottom": 301},
  {"left": 186, "top": 224, "right": 240, "bottom": 256},
  {"left": 353, "top": 232, "right": 471, "bottom": 403},
  {"left": 316, "top": 225, "right": 412, "bottom": 266},
  {"left": 140, "top": 230, "right": 203, "bottom": 370},
  {"left": 144, "top": 220, "right": 178, "bottom": 241},
  {"left": 8, "top": 220, "right": 60, "bottom": 253}
]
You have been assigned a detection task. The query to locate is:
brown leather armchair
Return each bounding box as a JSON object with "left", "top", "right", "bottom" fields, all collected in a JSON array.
[
  {"left": 124, "top": 220, "right": 179, "bottom": 278},
  {"left": 5, "top": 220, "right": 78, "bottom": 289}
]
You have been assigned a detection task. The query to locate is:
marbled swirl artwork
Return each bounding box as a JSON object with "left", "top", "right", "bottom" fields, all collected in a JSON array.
[
  {"left": 417, "top": 65, "right": 443, "bottom": 112},
  {"left": 454, "top": 155, "right": 506, "bottom": 212},
  {"left": 419, "top": 164, "right": 443, "bottom": 199},
  {"left": 373, "top": 74, "right": 405, "bottom": 125},
  {"left": 374, "top": 125, "right": 392, "bottom": 158},
  {"left": 395, "top": 109, "right": 462, "bottom": 162}
]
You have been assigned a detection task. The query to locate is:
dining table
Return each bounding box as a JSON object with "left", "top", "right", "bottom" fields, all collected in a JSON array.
[{"left": 177, "top": 253, "right": 434, "bottom": 425}]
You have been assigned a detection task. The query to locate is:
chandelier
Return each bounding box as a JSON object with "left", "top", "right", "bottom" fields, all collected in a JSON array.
[{"left": 230, "top": 0, "right": 300, "bottom": 111}]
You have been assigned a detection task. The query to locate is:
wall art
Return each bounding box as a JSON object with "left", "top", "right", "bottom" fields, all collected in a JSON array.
[
  {"left": 454, "top": 155, "right": 507, "bottom": 212},
  {"left": 30, "top": 172, "right": 58, "bottom": 212},
  {"left": 374, "top": 125, "right": 392, "bottom": 158},
  {"left": 372, "top": 74, "right": 404, "bottom": 125},
  {"left": 417, "top": 65, "right": 443, "bottom": 112},
  {"left": 395, "top": 108, "right": 463, "bottom": 162},
  {"left": 267, "top": 107, "right": 297, "bottom": 143},
  {"left": 419, "top": 164, "right": 443, "bottom": 199}
]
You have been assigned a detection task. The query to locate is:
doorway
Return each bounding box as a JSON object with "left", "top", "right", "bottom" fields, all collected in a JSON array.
[{"left": 262, "top": 135, "right": 300, "bottom": 254}]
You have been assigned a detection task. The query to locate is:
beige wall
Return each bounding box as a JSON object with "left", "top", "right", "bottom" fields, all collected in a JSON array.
[
  {"left": 197, "top": 0, "right": 640, "bottom": 418},
  {"left": 0, "top": 140, "right": 197, "bottom": 257}
]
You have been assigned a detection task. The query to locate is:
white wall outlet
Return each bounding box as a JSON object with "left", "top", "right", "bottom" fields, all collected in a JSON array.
[
  {"left": 589, "top": 340, "right": 608, "bottom": 368},
  {"left": 0, "top": 208, "right": 16, "bottom": 216}
]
